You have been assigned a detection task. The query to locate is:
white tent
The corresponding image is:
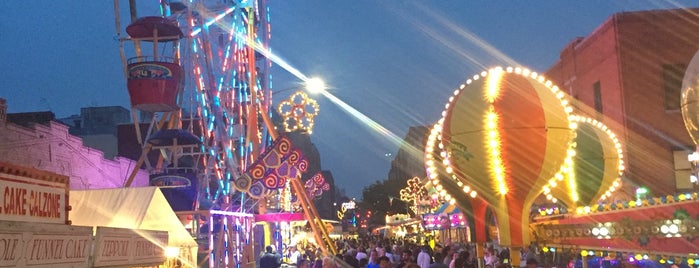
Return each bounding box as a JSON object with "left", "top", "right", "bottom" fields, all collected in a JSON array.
[{"left": 70, "top": 187, "right": 198, "bottom": 266}]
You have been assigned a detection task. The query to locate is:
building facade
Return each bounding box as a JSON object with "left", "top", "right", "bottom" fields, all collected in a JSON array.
[
  {"left": 58, "top": 106, "right": 131, "bottom": 159},
  {"left": 0, "top": 99, "right": 148, "bottom": 189},
  {"left": 387, "top": 125, "right": 429, "bottom": 184},
  {"left": 545, "top": 8, "right": 699, "bottom": 195}
]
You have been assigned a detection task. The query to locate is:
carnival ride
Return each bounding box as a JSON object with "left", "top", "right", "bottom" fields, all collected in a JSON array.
[
  {"left": 423, "top": 66, "right": 699, "bottom": 266},
  {"left": 113, "top": 1, "right": 335, "bottom": 267}
]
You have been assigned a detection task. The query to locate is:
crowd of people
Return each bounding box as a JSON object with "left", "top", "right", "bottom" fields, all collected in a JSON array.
[{"left": 257, "top": 236, "right": 542, "bottom": 268}]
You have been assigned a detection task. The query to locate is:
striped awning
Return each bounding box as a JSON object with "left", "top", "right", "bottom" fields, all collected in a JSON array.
[{"left": 433, "top": 203, "right": 461, "bottom": 215}]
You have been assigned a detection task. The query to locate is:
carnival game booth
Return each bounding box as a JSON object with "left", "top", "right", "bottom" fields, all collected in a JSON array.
[
  {"left": 422, "top": 203, "right": 471, "bottom": 245},
  {"left": 70, "top": 187, "right": 198, "bottom": 267}
]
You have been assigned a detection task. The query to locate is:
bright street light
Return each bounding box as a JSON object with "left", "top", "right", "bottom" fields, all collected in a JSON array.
[{"left": 306, "top": 77, "right": 326, "bottom": 94}]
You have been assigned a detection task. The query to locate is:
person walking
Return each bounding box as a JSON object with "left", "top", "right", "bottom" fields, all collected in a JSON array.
[{"left": 260, "top": 245, "right": 282, "bottom": 268}]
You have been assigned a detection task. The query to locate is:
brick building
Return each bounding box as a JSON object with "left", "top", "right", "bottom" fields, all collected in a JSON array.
[{"left": 545, "top": 8, "right": 699, "bottom": 195}]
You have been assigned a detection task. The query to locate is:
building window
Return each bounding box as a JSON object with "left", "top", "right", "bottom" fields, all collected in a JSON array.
[
  {"left": 673, "top": 150, "right": 693, "bottom": 190},
  {"left": 593, "top": 81, "right": 603, "bottom": 114},
  {"left": 663, "top": 64, "right": 686, "bottom": 111}
]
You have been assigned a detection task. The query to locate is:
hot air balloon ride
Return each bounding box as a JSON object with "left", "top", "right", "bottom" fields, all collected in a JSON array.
[
  {"left": 682, "top": 51, "right": 699, "bottom": 175},
  {"left": 426, "top": 66, "right": 577, "bottom": 263},
  {"left": 546, "top": 115, "right": 625, "bottom": 209}
]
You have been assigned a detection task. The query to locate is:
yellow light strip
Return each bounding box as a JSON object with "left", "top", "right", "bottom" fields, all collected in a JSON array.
[
  {"left": 568, "top": 160, "right": 579, "bottom": 202},
  {"left": 484, "top": 68, "right": 508, "bottom": 195},
  {"left": 485, "top": 107, "right": 507, "bottom": 195},
  {"left": 485, "top": 67, "right": 503, "bottom": 103}
]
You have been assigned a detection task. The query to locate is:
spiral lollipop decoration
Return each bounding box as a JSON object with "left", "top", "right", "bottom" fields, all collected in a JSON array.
[
  {"left": 241, "top": 136, "right": 311, "bottom": 197},
  {"left": 277, "top": 91, "right": 320, "bottom": 133},
  {"left": 304, "top": 172, "right": 329, "bottom": 200},
  {"left": 248, "top": 181, "right": 267, "bottom": 199},
  {"left": 263, "top": 173, "right": 279, "bottom": 189},
  {"left": 234, "top": 174, "right": 253, "bottom": 192}
]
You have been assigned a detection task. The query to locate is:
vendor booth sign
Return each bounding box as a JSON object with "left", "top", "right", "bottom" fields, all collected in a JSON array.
[
  {"left": 93, "top": 226, "right": 168, "bottom": 267},
  {"left": 0, "top": 165, "right": 69, "bottom": 224},
  {"left": 0, "top": 220, "right": 92, "bottom": 267}
]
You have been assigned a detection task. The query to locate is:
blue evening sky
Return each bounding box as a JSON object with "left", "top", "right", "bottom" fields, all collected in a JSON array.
[{"left": 1, "top": 1, "right": 696, "bottom": 198}]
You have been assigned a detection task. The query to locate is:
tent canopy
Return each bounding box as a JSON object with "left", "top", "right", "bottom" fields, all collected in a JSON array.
[{"left": 69, "top": 186, "right": 197, "bottom": 248}]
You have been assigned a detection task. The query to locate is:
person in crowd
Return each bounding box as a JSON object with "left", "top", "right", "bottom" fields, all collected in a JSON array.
[
  {"left": 417, "top": 246, "right": 432, "bottom": 268},
  {"left": 298, "top": 259, "right": 312, "bottom": 268},
  {"left": 378, "top": 256, "right": 392, "bottom": 268},
  {"left": 313, "top": 258, "right": 324, "bottom": 268},
  {"left": 306, "top": 245, "right": 316, "bottom": 262},
  {"left": 454, "top": 250, "right": 476, "bottom": 268},
  {"left": 376, "top": 243, "right": 385, "bottom": 257},
  {"left": 356, "top": 246, "right": 369, "bottom": 261},
  {"left": 520, "top": 246, "right": 538, "bottom": 268},
  {"left": 322, "top": 256, "right": 337, "bottom": 268},
  {"left": 385, "top": 246, "right": 396, "bottom": 266},
  {"left": 367, "top": 250, "right": 381, "bottom": 268},
  {"left": 392, "top": 245, "right": 403, "bottom": 264},
  {"left": 289, "top": 245, "right": 302, "bottom": 265},
  {"left": 525, "top": 258, "right": 538, "bottom": 268},
  {"left": 260, "top": 245, "right": 282, "bottom": 268},
  {"left": 498, "top": 248, "right": 510, "bottom": 265},
  {"left": 344, "top": 253, "right": 360, "bottom": 268},
  {"left": 397, "top": 250, "right": 414, "bottom": 268},
  {"left": 442, "top": 246, "right": 455, "bottom": 265},
  {"left": 430, "top": 252, "right": 448, "bottom": 268},
  {"left": 448, "top": 252, "right": 459, "bottom": 268},
  {"left": 359, "top": 258, "right": 369, "bottom": 268},
  {"left": 484, "top": 247, "right": 498, "bottom": 267}
]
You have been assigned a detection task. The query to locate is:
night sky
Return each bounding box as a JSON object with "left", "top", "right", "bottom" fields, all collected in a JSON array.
[{"left": 1, "top": 1, "right": 696, "bottom": 198}]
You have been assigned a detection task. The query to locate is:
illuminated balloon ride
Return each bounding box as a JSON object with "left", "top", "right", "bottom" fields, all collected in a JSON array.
[
  {"left": 682, "top": 51, "right": 699, "bottom": 174},
  {"left": 424, "top": 66, "right": 625, "bottom": 262}
]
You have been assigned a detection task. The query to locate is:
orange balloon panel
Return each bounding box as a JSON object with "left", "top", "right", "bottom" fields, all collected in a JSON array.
[{"left": 441, "top": 70, "right": 572, "bottom": 246}]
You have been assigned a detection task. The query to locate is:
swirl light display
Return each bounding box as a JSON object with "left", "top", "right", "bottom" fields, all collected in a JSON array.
[
  {"left": 304, "top": 172, "right": 330, "bottom": 200},
  {"left": 241, "top": 136, "right": 310, "bottom": 199}
]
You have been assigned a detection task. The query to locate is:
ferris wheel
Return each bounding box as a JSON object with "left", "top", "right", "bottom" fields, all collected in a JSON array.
[
  {"left": 114, "top": 1, "right": 335, "bottom": 265},
  {"left": 117, "top": 0, "right": 274, "bottom": 211}
]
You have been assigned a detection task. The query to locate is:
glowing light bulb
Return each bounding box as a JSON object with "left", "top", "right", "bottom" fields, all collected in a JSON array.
[{"left": 306, "top": 77, "right": 326, "bottom": 93}]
